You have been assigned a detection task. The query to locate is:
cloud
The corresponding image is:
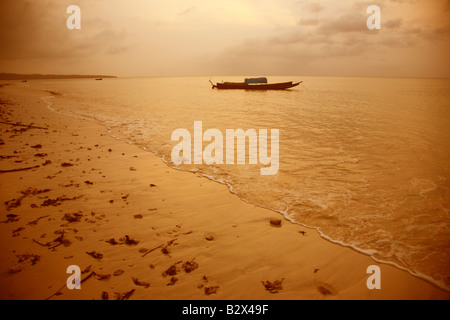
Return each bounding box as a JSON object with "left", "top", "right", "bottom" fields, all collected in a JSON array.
[
  {"left": 204, "top": 0, "right": 450, "bottom": 77},
  {"left": 0, "top": 0, "right": 449, "bottom": 77},
  {"left": 317, "top": 13, "right": 367, "bottom": 35},
  {"left": 298, "top": 18, "right": 319, "bottom": 26},
  {"left": 302, "top": 3, "right": 325, "bottom": 13},
  {"left": 0, "top": 0, "right": 130, "bottom": 61},
  {"left": 178, "top": 6, "right": 196, "bottom": 16},
  {"left": 384, "top": 19, "right": 403, "bottom": 30}
]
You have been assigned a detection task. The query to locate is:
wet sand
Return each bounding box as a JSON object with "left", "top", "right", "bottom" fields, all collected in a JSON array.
[{"left": 0, "top": 83, "right": 448, "bottom": 300}]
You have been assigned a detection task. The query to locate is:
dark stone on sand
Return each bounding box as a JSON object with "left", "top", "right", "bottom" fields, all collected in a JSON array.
[
  {"left": 316, "top": 283, "right": 338, "bottom": 296},
  {"left": 269, "top": 219, "right": 282, "bottom": 227},
  {"left": 317, "top": 286, "right": 333, "bottom": 295},
  {"left": 204, "top": 233, "right": 215, "bottom": 241}
]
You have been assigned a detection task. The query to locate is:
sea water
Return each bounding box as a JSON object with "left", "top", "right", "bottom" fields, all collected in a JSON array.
[{"left": 34, "top": 76, "right": 450, "bottom": 291}]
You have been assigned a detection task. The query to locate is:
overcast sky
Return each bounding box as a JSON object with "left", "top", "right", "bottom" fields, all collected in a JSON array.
[{"left": 0, "top": 0, "right": 449, "bottom": 78}]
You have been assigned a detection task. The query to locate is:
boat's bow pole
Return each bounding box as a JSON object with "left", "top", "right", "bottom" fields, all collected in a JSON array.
[{"left": 209, "top": 78, "right": 217, "bottom": 89}]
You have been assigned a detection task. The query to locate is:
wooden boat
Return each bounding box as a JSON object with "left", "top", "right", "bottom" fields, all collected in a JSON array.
[
  {"left": 95, "top": 78, "right": 102, "bottom": 81},
  {"left": 210, "top": 77, "right": 301, "bottom": 90}
]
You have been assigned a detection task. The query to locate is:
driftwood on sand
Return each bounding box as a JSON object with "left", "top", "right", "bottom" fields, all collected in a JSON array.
[
  {"left": 0, "top": 165, "right": 40, "bottom": 173},
  {"left": 0, "top": 121, "right": 48, "bottom": 130}
]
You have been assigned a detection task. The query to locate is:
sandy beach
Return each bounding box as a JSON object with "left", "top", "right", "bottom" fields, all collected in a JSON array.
[{"left": 0, "top": 83, "right": 448, "bottom": 300}]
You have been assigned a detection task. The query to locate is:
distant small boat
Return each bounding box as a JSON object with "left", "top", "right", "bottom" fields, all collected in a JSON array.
[
  {"left": 95, "top": 78, "right": 102, "bottom": 81},
  {"left": 210, "top": 77, "right": 301, "bottom": 90},
  {"left": 22, "top": 80, "right": 27, "bottom": 83}
]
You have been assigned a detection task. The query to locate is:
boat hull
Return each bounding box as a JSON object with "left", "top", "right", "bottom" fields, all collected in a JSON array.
[{"left": 214, "top": 81, "right": 301, "bottom": 90}]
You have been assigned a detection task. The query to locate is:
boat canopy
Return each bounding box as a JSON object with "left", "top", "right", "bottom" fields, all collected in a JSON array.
[{"left": 245, "top": 77, "right": 267, "bottom": 84}]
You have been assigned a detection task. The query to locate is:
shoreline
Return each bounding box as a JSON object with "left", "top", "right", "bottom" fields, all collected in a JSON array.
[{"left": 0, "top": 83, "right": 448, "bottom": 300}]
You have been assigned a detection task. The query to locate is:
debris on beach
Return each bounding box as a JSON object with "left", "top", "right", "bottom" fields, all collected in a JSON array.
[
  {"left": 0, "top": 165, "right": 40, "bottom": 173},
  {"left": 167, "top": 276, "right": 178, "bottom": 286},
  {"left": 122, "top": 235, "right": 139, "bottom": 245},
  {"left": 198, "top": 275, "right": 219, "bottom": 295},
  {"left": 34, "top": 153, "right": 47, "bottom": 157},
  {"left": 61, "top": 162, "right": 74, "bottom": 167},
  {"left": 62, "top": 212, "right": 83, "bottom": 223},
  {"left": 1, "top": 213, "right": 20, "bottom": 223},
  {"left": 114, "top": 289, "right": 135, "bottom": 300},
  {"left": 4, "top": 187, "right": 51, "bottom": 211},
  {"left": 106, "top": 235, "right": 139, "bottom": 246},
  {"left": 27, "top": 215, "right": 49, "bottom": 226},
  {"left": 204, "top": 286, "right": 219, "bottom": 295},
  {"left": 86, "top": 251, "right": 103, "bottom": 260},
  {"left": 162, "top": 263, "right": 180, "bottom": 277},
  {"left": 33, "top": 232, "right": 71, "bottom": 250},
  {"left": 16, "top": 253, "right": 41, "bottom": 266},
  {"left": 132, "top": 277, "right": 150, "bottom": 288},
  {"left": 9, "top": 265, "right": 22, "bottom": 274},
  {"left": 106, "top": 238, "right": 120, "bottom": 245},
  {"left": 94, "top": 273, "right": 111, "bottom": 280},
  {"left": 182, "top": 259, "right": 199, "bottom": 273},
  {"left": 261, "top": 278, "right": 285, "bottom": 293},
  {"left": 40, "top": 195, "right": 81, "bottom": 207},
  {"left": 161, "top": 239, "right": 177, "bottom": 255},
  {"left": 81, "top": 265, "right": 92, "bottom": 274},
  {"left": 12, "top": 226, "right": 25, "bottom": 237},
  {"left": 113, "top": 269, "right": 124, "bottom": 276}
]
